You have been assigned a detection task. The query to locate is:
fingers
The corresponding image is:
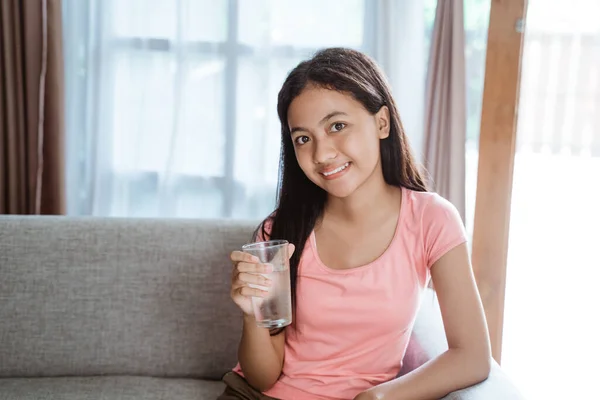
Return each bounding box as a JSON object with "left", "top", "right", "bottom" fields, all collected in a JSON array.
[
  {"left": 230, "top": 251, "right": 272, "bottom": 287},
  {"left": 229, "top": 244, "right": 292, "bottom": 303},
  {"left": 230, "top": 250, "right": 259, "bottom": 264},
  {"left": 233, "top": 285, "right": 269, "bottom": 298},
  {"left": 236, "top": 262, "right": 273, "bottom": 274},
  {"left": 230, "top": 252, "right": 273, "bottom": 300},
  {"left": 236, "top": 272, "right": 271, "bottom": 287},
  {"left": 231, "top": 271, "right": 270, "bottom": 299}
]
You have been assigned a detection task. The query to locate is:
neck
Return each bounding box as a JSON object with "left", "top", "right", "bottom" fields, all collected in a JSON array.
[{"left": 324, "top": 166, "right": 400, "bottom": 224}]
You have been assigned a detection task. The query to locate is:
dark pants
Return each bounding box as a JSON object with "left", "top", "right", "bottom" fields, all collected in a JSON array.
[{"left": 217, "top": 372, "right": 280, "bottom": 400}]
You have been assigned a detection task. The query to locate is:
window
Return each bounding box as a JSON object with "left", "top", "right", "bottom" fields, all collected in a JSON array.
[{"left": 63, "top": 0, "right": 408, "bottom": 219}]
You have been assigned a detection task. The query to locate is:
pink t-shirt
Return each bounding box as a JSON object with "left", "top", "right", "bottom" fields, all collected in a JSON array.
[{"left": 234, "top": 187, "right": 467, "bottom": 400}]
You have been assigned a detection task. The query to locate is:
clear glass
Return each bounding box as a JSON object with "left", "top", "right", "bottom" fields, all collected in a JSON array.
[{"left": 241, "top": 240, "right": 292, "bottom": 329}]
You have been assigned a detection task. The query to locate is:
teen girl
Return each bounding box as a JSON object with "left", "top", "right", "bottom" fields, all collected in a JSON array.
[{"left": 220, "top": 48, "right": 491, "bottom": 400}]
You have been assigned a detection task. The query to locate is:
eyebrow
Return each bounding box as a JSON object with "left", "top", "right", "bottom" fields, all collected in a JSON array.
[{"left": 289, "top": 111, "right": 348, "bottom": 135}]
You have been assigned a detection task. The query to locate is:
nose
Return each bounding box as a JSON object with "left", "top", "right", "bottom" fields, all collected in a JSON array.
[{"left": 312, "top": 137, "right": 338, "bottom": 164}]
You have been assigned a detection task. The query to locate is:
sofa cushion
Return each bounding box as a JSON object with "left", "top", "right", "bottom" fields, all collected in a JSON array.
[
  {"left": 0, "top": 376, "right": 224, "bottom": 400},
  {"left": 0, "top": 216, "right": 257, "bottom": 379}
]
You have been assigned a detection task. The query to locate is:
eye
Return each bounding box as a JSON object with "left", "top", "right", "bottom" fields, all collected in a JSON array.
[
  {"left": 331, "top": 122, "right": 346, "bottom": 132},
  {"left": 294, "top": 136, "right": 310, "bottom": 145}
]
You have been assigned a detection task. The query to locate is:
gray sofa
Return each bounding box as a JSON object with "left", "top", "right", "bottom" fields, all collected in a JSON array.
[{"left": 0, "top": 216, "right": 524, "bottom": 399}]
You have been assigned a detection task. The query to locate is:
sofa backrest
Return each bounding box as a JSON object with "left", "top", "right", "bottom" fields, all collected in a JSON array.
[{"left": 0, "top": 216, "right": 257, "bottom": 380}]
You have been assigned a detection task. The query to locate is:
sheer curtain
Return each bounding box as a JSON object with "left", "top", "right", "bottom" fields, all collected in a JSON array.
[{"left": 62, "top": 0, "right": 428, "bottom": 219}]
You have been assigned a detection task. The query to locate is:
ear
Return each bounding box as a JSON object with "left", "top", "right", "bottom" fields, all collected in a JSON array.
[{"left": 375, "top": 106, "right": 390, "bottom": 139}]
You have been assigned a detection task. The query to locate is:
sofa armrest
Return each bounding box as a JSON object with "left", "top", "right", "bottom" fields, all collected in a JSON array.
[
  {"left": 442, "top": 361, "right": 524, "bottom": 400},
  {"left": 400, "top": 289, "right": 525, "bottom": 399}
]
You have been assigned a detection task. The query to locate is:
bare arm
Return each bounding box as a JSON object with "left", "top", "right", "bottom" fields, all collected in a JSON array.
[
  {"left": 358, "top": 243, "right": 492, "bottom": 400},
  {"left": 229, "top": 245, "right": 295, "bottom": 392},
  {"left": 238, "top": 321, "right": 286, "bottom": 391}
]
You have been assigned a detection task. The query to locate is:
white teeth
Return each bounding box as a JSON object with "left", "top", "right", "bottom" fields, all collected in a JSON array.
[{"left": 323, "top": 162, "right": 349, "bottom": 177}]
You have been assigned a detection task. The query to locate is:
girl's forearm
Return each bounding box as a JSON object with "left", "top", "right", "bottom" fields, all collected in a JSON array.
[
  {"left": 238, "top": 315, "right": 283, "bottom": 392},
  {"left": 369, "top": 348, "right": 491, "bottom": 400}
]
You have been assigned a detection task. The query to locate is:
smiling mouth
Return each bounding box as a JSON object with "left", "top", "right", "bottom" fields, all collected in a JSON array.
[{"left": 321, "top": 162, "right": 350, "bottom": 177}]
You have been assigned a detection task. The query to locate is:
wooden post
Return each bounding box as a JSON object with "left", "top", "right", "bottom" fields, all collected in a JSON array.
[{"left": 471, "top": 0, "right": 528, "bottom": 364}]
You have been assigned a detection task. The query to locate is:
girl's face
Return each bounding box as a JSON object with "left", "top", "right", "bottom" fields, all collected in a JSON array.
[{"left": 287, "top": 86, "right": 390, "bottom": 199}]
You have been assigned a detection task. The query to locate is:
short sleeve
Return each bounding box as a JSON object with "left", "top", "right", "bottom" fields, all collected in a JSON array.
[
  {"left": 422, "top": 194, "right": 468, "bottom": 268},
  {"left": 254, "top": 217, "right": 273, "bottom": 242}
]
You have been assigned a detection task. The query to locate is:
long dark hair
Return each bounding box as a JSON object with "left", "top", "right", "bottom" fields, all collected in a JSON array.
[{"left": 256, "top": 47, "right": 427, "bottom": 317}]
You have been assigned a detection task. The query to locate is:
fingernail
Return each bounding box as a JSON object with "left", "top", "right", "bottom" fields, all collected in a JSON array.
[
  {"left": 251, "top": 256, "right": 260, "bottom": 263},
  {"left": 261, "top": 291, "right": 269, "bottom": 297},
  {"left": 264, "top": 263, "right": 274, "bottom": 273}
]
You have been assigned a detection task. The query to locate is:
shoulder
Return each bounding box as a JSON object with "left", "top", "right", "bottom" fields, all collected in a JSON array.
[
  {"left": 403, "top": 188, "right": 467, "bottom": 268},
  {"left": 424, "top": 192, "right": 463, "bottom": 224},
  {"left": 254, "top": 213, "right": 276, "bottom": 242},
  {"left": 404, "top": 189, "right": 462, "bottom": 226}
]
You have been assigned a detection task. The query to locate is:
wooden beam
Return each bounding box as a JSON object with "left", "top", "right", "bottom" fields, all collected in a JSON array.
[{"left": 471, "top": 0, "right": 528, "bottom": 364}]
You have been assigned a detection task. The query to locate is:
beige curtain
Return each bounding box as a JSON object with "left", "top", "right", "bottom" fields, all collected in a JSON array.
[
  {"left": 0, "top": 0, "right": 65, "bottom": 215},
  {"left": 423, "top": 0, "right": 466, "bottom": 220}
]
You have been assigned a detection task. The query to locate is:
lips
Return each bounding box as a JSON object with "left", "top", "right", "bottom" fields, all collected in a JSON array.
[{"left": 320, "top": 162, "right": 351, "bottom": 180}]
